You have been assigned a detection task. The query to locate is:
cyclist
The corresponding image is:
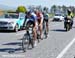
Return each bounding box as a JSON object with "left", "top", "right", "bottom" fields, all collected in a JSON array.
[
  {"left": 43, "top": 10, "right": 49, "bottom": 35},
  {"left": 68, "top": 9, "right": 74, "bottom": 28},
  {"left": 25, "top": 11, "right": 37, "bottom": 47},
  {"left": 64, "top": 9, "right": 74, "bottom": 28},
  {"left": 34, "top": 9, "right": 44, "bottom": 40}
]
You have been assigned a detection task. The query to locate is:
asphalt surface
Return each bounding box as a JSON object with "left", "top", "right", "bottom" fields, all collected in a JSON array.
[{"left": 0, "top": 20, "right": 75, "bottom": 58}]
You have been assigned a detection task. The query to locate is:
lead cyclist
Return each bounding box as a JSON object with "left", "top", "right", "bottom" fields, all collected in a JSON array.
[{"left": 24, "top": 11, "right": 38, "bottom": 47}]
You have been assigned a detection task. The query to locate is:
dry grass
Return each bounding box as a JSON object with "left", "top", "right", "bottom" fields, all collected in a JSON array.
[{"left": 0, "top": 10, "right": 4, "bottom": 16}]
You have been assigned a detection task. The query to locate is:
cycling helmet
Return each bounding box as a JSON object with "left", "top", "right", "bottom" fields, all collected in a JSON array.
[{"left": 67, "top": 9, "right": 71, "bottom": 15}]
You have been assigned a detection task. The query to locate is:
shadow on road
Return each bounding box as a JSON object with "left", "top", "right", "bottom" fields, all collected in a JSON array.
[
  {"left": 51, "top": 29, "right": 66, "bottom": 32},
  {"left": 0, "top": 29, "right": 25, "bottom": 33},
  {"left": 0, "top": 47, "right": 22, "bottom": 53},
  {"left": 0, "top": 30, "right": 15, "bottom": 33},
  {"left": 3, "top": 42, "right": 22, "bottom": 46},
  {"left": 1, "top": 42, "right": 22, "bottom": 53},
  {"left": 2, "top": 41, "right": 33, "bottom": 53}
]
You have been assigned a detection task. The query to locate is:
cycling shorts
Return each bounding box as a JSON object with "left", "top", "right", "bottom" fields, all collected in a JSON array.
[{"left": 44, "top": 18, "right": 48, "bottom": 22}]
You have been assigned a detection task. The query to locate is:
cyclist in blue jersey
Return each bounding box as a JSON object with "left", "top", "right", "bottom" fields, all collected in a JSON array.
[{"left": 25, "top": 11, "right": 37, "bottom": 47}]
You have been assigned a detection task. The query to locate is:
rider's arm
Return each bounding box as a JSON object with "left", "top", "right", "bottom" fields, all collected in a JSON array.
[
  {"left": 23, "top": 15, "right": 27, "bottom": 27},
  {"left": 24, "top": 15, "right": 28, "bottom": 27},
  {"left": 71, "top": 13, "right": 74, "bottom": 18},
  {"left": 34, "top": 16, "right": 37, "bottom": 26},
  {"left": 32, "top": 15, "right": 38, "bottom": 30}
]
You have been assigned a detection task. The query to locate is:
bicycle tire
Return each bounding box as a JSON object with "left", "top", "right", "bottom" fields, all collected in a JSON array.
[
  {"left": 22, "top": 34, "right": 29, "bottom": 52},
  {"left": 44, "top": 21, "right": 48, "bottom": 39}
]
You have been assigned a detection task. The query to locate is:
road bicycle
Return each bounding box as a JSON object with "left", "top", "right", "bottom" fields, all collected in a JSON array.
[{"left": 22, "top": 23, "right": 34, "bottom": 52}]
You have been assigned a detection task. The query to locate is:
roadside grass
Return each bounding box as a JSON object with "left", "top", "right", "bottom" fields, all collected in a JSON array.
[
  {"left": 74, "top": 14, "right": 75, "bottom": 17},
  {"left": 49, "top": 13, "right": 54, "bottom": 18},
  {"left": 0, "top": 11, "right": 4, "bottom": 16}
]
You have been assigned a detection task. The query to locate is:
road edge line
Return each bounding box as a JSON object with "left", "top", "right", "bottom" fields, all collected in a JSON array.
[{"left": 56, "top": 37, "right": 75, "bottom": 58}]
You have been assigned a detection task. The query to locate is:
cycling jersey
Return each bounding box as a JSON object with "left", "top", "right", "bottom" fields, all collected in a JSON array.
[
  {"left": 36, "top": 12, "right": 41, "bottom": 20},
  {"left": 70, "top": 12, "right": 74, "bottom": 18},
  {"left": 36, "top": 12, "right": 43, "bottom": 24},
  {"left": 25, "top": 12, "right": 37, "bottom": 26},
  {"left": 67, "top": 12, "right": 74, "bottom": 19},
  {"left": 44, "top": 14, "right": 49, "bottom": 20},
  {"left": 43, "top": 11, "right": 49, "bottom": 21}
]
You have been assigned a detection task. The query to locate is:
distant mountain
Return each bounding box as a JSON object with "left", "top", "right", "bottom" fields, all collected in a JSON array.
[{"left": 0, "top": 4, "right": 16, "bottom": 11}]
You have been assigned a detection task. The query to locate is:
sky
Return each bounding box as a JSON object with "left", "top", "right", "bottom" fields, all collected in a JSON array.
[{"left": 0, "top": 0, "right": 75, "bottom": 8}]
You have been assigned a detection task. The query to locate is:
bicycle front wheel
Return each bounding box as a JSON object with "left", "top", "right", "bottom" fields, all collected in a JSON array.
[{"left": 22, "top": 34, "right": 29, "bottom": 52}]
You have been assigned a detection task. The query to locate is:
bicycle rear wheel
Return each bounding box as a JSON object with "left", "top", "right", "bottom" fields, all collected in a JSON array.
[
  {"left": 44, "top": 30, "right": 47, "bottom": 38},
  {"left": 44, "top": 22, "right": 48, "bottom": 39}
]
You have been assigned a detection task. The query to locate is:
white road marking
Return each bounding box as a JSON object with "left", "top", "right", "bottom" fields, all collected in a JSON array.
[{"left": 56, "top": 37, "right": 75, "bottom": 58}]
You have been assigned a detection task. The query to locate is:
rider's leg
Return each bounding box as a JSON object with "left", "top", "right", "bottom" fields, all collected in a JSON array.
[
  {"left": 71, "top": 20, "right": 73, "bottom": 28},
  {"left": 38, "top": 19, "right": 43, "bottom": 40},
  {"left": 42, "top": 20, "right": 44, "bottom": 30},
  {"left": 33, "top": 24, "right": 37, "bottom": 46},
  {"left": 39, "top": 23, "right": 43, "bottom": 40},
  {"left": 46, "top": 20, "right": 49, "bottom": 33}
]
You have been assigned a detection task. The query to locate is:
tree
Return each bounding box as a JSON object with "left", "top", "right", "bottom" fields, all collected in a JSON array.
[
  {"left": 62, "top": 5, "right": 67, "bottom": 14},
  {"left": 72, "top": 7, "right": 75, "bottom": 14},
  {"left": 51, "top": 5, "right": 57, "bottom": 14},
  {"left": 36, "top": 5, "right": 43, "bottom": 12},
  {"left": 43, "top": 7, "right": 48, "bottom": 13},
  {"left": 58, "top": 6, "right": 61, "bottom": 11},
  {"left": 16, "top": 6, "right": 27, "bottom": 13}
]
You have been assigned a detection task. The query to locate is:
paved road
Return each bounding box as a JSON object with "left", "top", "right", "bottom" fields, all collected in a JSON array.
[{"left": 0, "top": 20, "right": 75, "bottom": 58}]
